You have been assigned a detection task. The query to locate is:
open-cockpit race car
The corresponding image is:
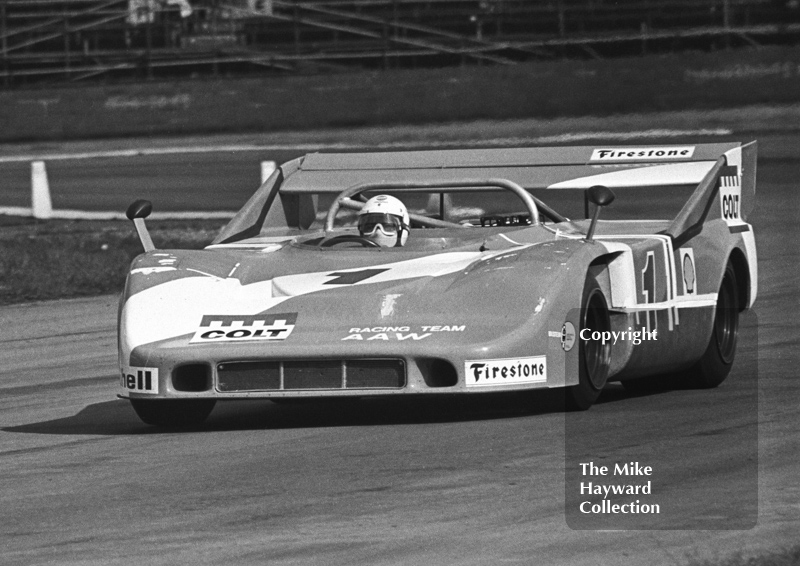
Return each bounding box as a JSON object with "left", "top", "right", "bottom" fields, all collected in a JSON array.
[{"left": 119, "top": 143, "right": 757, "bottom": 427}]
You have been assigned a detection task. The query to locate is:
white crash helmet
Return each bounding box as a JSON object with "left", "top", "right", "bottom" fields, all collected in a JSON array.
[{"left": 358, "top": 195, "right": 410, "bottom": 247}]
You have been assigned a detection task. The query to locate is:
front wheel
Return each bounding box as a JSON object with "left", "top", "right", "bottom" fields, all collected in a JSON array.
[
  {"left": 687, "top": 260, "right": 740, "bottom": 388},
  {"left": 565, "top": 272, "right": 612, "bottom": 411},
  {"left": 130, "top": 399, "right": 216, "bottom": 428}
]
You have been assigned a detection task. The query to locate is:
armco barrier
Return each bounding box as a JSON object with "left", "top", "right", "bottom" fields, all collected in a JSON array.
[{"left": 1, "top": 46, "right": 800, "bottom": 142}]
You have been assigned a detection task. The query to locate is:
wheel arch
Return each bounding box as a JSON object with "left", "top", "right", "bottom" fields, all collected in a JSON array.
[
  {"left": 587, "top": 257, "right": 613, "bottom": 296},
  {"left": 585, "top": 252, "right": 638, "bottom": 378},
  {"left": 587, "top": 247, "right": 635, "bottom": 310},
  {"left": 728, "top": 246, "right": 750, "bottom": 311}
]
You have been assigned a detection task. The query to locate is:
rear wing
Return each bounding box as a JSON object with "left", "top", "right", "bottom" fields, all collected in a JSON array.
[
  {"left": 214, "top": 142, "right": 756, "bottom": 243},
  {"left": 665, "top": 141, "right": 757, "bottom": 246},
  {"left": 279, "top": 142, "right": 756, "bottom": 242},
  {"left": 281, "top": 143, "right": 746, "bottom": 192}
]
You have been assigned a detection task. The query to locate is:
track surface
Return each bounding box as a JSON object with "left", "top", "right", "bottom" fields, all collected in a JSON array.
[{"left": 1, "top": 130, "right": 798, "bottom": 565}]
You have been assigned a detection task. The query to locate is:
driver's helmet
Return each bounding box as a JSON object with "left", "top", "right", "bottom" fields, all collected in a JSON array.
[{"left": 358, "top": 195, "right": 410, "bottom": 247}]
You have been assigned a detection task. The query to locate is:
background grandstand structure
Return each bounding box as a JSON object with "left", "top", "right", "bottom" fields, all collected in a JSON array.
[{"left": 2, "top": 0, "right": 799, "bottom": 86}]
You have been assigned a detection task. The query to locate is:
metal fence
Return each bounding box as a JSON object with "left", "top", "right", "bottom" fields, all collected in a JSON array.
[{"left": 2, "top": 0, "right": 799, "bottom": 87}]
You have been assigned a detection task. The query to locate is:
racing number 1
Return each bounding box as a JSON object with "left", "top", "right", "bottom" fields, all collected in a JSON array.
[{"left": 640, "top": 252, "right": 657, "bottom": 334}]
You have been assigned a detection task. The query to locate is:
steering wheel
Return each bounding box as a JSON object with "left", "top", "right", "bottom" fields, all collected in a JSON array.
[
  {"left": 323, "top": 180, "right": 541, "bottom": 235},
  {"left": 319, "top": 234, "right": 380, "bottom": 248}
]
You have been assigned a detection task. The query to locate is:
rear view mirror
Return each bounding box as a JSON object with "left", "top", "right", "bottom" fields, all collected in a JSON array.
[
  {"left": 126, "top": 199, "right": 152, "bottom": 220},
  {"left": 587, "top": 185, "right": 616, "bottom": 207},
  {"left": 585, "top": 185, "right": 616, "bottom": 242},
  {"left": 126, "top": 199, "right": 155, "bottom": 252}
]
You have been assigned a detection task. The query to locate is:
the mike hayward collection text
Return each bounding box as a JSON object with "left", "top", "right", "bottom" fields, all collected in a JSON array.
[{"left": 578, "top": 461, "right": 661, "bottom": 514}]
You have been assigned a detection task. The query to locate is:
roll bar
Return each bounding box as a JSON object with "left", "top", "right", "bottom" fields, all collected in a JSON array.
[{"left": 324, "top": 179, "right": 541, "bottom": 234}]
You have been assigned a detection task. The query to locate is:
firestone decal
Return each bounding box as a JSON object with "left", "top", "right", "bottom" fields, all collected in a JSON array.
[
  {"left": 121, "top": 366, "right": 159, "bottom": 394},
  {"left": 191, "top": 313, "right": 297, "bottom": 343},
  {"left": 465, "top": 356, "right": 547, "bottom": 387},
  {"left": 590, "top": 146, "right": 695, "bottom": 162}
]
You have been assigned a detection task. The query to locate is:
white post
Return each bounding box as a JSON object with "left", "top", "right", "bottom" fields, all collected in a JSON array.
[
  {"left": 31, "top": 161, "right": 53, "bottom": 219},
  {"left": 261, "top": 160, "right": 277, "bottom": 184}
]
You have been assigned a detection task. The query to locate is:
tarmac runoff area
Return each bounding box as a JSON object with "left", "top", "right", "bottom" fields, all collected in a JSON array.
[{"left": 0, "top": 110, "right": 798, "bottom": 565}]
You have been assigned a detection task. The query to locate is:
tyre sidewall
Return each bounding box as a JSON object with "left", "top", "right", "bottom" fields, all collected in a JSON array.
[
  {"left": 692, "top": 261, "right": 739, "bottom": 388},
  {"left": 566, "top": 271, "right": 612, "bottom": 411}
]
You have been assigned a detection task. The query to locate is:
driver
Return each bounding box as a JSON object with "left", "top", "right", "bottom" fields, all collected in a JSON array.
[{"left": 358, "top": 195, "right": 410, "bottom": 247}]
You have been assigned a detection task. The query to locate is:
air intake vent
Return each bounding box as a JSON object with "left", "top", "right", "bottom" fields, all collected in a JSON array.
[
  {"left": 172, "top": 364, "right": 212, "bottom": 392},
  {"left": 217, "top": 359, "right": 405, "bottom": 392}
]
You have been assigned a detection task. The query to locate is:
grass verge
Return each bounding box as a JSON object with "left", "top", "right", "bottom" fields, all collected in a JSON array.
[{"left": 0, "top": 216, "right": 225, "bottom": 305}]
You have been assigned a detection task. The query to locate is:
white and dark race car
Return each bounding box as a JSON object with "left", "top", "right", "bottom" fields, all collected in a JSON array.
[{"left": 119, "top": 142, "right": 757, "bottom": 427}]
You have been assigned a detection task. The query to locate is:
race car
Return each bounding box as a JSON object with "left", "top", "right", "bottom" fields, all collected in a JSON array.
[{"left": 119, "top": 142, "right": 757, "bottom": 427}]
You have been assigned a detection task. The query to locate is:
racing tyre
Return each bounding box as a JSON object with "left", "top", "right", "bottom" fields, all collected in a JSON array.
[
  {"left": 687, "top": 260, "right": 740, "bottom": 388},
  {"left": 130, "top": 399, "right": 216, "bottom": 428},
  {"left": 566, "top": 272, "right": 612, "bottom": 411}
]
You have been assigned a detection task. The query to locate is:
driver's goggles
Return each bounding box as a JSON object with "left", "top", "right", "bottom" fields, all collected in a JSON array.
[{"left": 358, "top": 213, "right": 404, "bottom": 235}]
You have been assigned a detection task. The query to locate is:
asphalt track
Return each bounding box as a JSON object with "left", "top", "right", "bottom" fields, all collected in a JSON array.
[{"left": 0, "top": 130, "right": 798, "bottom": 565}]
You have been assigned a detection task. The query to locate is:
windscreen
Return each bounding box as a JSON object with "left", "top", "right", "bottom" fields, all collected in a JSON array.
[{"left": 215, "top": 182, "right": 697, "bottom": 244}]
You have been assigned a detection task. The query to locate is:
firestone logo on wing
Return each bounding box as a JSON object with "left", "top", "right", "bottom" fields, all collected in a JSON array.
[
  {"left": 590, "top": 146, "right": 695, "bottom": 161},
  {"left": 191, "top": 313, "right": 298, "bottom": 343}
]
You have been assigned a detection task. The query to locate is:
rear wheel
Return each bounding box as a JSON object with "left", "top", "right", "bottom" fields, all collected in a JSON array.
[
  {"left": 566, "top": 272, "right": 612, "bottom": 411},
  {"left": 687, "top": 260, "right": 740, "bottom": 388},
  {"left": 130, "top": 399, "right": 216, "bottom": 428}
]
